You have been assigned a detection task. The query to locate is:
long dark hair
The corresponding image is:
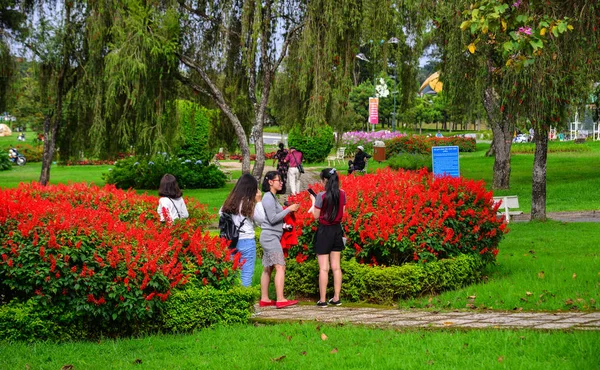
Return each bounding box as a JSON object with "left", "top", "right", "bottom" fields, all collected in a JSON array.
[
  {"left": 320, "top": 168, "right": 340, "bottom": 223},
  {"left": 222, "top": 174, "right": 259, "bottom": 217},
  {"left": 158, "top": 174, "right": 183, "bottom": 198},
  {"left": 262, "top": 171, "right": 280, "bottom": 193}
]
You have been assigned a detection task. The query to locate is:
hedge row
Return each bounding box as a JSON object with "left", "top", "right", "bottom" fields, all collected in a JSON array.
[{"left": 285, "top": 255, "right": 485, "bottom": 305}]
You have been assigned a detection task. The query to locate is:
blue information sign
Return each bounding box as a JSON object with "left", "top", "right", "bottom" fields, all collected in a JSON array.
[{"left": 432, "top": 146, "right": 460, "bottom": 177}]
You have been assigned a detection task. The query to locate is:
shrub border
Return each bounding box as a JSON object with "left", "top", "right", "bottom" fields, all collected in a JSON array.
[{"left": 284, "top": 255, "right": 485, "bottom": 305}]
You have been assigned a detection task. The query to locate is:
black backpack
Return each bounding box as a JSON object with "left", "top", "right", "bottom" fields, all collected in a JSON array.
[{"left": 218, "top": 213, "right": 246, "bottom": 251}]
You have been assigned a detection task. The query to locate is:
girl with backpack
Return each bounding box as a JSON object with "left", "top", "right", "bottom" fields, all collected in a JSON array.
[
  {"left": 259, "top": 171, "right": 300, "bottom": 308},
  {"left": 157, "top": 174, "right": 189, "bottom": 222},
  {"left": 309, "top": 168, "right": 346, "bottom": 307},
  {"left": 220, "top": 174, "right": 265, "bottom": 287}
]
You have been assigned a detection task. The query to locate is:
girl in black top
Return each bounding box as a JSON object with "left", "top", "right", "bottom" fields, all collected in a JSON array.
[{"left": 309, "top": 168, "right": 346, "bottom": 307}]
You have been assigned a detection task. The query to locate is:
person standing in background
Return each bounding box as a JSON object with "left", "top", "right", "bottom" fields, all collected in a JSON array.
[
  {"left": 273, "top": 142, "right": 289, "bottom": 194},
  {"left": 284, "top": 147, "right": 303, "bottom": 195}
]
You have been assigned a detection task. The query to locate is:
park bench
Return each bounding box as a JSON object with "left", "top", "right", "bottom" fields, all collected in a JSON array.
[{"left": 492, "top": 195, "right": 523, "bottom": 223}]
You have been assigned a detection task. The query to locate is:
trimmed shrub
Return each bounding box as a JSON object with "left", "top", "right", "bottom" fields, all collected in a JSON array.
[
  {"left": 286, "top": 168, "right": 506, "bottom": 265},
  {"left": 161, "top": 285, "right": 258, "bottom": 332},
  {"left": 385, "top": 136, "right": 476, "bottom": 156},
  {"left": 511, "top": 141, "right": 592, "bottom": 154},
  {"left": 175, "top": 100, "right": 215, "bottom": 164},
  {"left": 388, "top": 153, "right": 432, "bottom": 171},
  {"left": 285, "top": 255, "right": 485, "bottom": 305},
  {"left": 287, "top": 125, "right": 334, "bottom": 163},
  {"left": 103, "top": 154, "right": 226, "bottom": 189},
  {"left": 341, "top": 131, "right": 407, "bottom": 154}
]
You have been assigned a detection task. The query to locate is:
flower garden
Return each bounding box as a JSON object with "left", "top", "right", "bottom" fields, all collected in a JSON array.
[
  {"left": 0, "top": 183, "right": 256, "bottom": 341},
  {"left": 0, "top": 167, "right": 508, "bottom": 338}
]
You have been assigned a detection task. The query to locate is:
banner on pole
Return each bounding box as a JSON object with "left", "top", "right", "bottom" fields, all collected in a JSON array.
[{"left": 368, "top": 97, "right": 379, "bottom": 125}]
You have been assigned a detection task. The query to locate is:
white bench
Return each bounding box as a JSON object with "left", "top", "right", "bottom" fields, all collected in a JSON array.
[{"left": 493, "top": 195, "right": 523, "bottom": 222}]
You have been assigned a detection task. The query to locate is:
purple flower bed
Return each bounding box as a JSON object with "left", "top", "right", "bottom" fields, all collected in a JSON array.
[{"left": 341, "top": 131, "right": 407, "bottom": 152}]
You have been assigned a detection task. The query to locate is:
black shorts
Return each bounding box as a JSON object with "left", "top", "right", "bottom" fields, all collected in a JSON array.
[{"left": 314, "top": 223, "right": 344, "bottom": 255}]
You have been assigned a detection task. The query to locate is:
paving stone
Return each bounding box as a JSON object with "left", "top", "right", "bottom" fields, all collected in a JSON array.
[
  {"left": 440, "top": 312, "right": 472, "bottom": 317},
  {"left": 573, "top": 326, "right": 600, "bottom": 331},
  {"left": 554, "top": 317, "right": 600, "bottom": 324},
  {"left": 467, "top": 313, "right": 515, "bottom": 320},
  {"left": 478, "top": 317, "right": 521, "bottom": 324},
  {"left": 362, "top": 316, "right": 406, "bottom": 323},
  {"left": 582, "top": 312, "right": 600, "bottom": 319},
  {"left": 410, "top": 315, "right": 455, "bottom": 322},
  {"left": 578, "top": 320, "right": 600, "bottom": 327},
  {"left": 429, "top": 319, "right": 477, "bottom": 326},
  {"left": 534, "top": 323, "right": 579, "bottom": 329},
  {"left": 501, "top": 319, "right": 557, "bottom": 327},
  {"left": 389, "top": 320, "right": 426, "bottom": 327}
]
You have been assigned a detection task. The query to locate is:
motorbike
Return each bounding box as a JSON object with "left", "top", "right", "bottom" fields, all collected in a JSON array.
[{"left": 8, "top": 148, "right": 27, "bottom": 166}]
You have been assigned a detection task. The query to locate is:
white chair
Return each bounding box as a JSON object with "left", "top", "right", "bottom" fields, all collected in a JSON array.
[{"left": 327, "top": 147, "right": 347, "bottom": 167}]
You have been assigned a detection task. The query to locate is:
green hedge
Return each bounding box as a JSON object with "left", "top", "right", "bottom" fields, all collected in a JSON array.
[
  {"left": 385, "top": 136, "right": 476, "bottom": 156},
  {"left": 284, "top": 255, "right": 485, "bottom": 305},
  {"left": 287, "top": 125, "right": 334, "bottom": 163},
  {"left": 387, "top": 153, "right": 432, "bottom": 171},
  {"left": 161, "top": 285, "right": 258, "bottom": 332}
]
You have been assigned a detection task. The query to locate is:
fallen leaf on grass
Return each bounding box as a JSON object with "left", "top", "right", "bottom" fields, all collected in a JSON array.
[
  {"left": 133, "top": 359, "right": 142, "bottom": 364},
  {"left": 526, "top": 291, "right": 533, "bottom": 296},
  {"left": 300, "top": 351, "right": 307, "bottom": 356},
  {"left": 443, "top": 322, "right": 454, "bottom": 326},
  {"left": 321, "top": 333, "right": 328, "bottom": 341},
  {"left": 565, "top": 299, "right": 574, "bottom": 305},
  {"left": 537, "top": 271, "right": 545, "bottom": 279},
  {"left": 572, "top": 273, "right": 577, "bottom": 279},
  {"left": 61, "top": 366, "right": 75, "bottom": 370},
  {"left": 498, "top": 356, "right": 504, "bottom": 363},
  {"left": 271, "top": 355, "right": 286, "bottom": 362},
  {"left": 466, "top": 303, "right": 475, "bottom": 309},
  {"left": 330, "top": 348, "right": 338, "bottom": 354},
  {"left": 467, "top": 295, "right": 476, "bottom": 300},
  {"left": 590, "top": 298, "right": 596, "bottom": 306},
  {"left": 25, "top": 365, "right": 31, "bottom": 370}
]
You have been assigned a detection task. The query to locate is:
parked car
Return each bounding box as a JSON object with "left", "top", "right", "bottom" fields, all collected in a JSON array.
[{"left": 513, "top": 134, "right": 529, "bottom": 143}]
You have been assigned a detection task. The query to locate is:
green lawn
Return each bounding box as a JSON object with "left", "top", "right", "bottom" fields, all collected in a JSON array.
[
  {"left": 1, "top": 323, "right": 598, "bottom": 369},
  {"left": 399, "top": 221, "right": 600, "bottom": 311}
]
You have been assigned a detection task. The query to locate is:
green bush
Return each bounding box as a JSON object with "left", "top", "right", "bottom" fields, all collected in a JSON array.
[
  {"left": 175, "top": 100, "right": 215, "bottom": 164},
  {"left": 103, "top": 154, "right": 226, "bottom": 189},
  {"left": 511, "top": 141, "right": 592, "bottom": 154},
  {"left": 285, "top": 255, "right": 485, "bottom": 305},
  {"left": 0, "top": 152, "right": 10, "bottom": 171},
  {"left": 0, "top": 299, "right": 86, "bottom": 342},
  {"left": 9, "top": 143, "right": 44, "bottom": 162},
  {"left": 287, "top": 125, "right": 334, "bottom": 163},
  {"left": 161, "top": 285, "right": 258, "bottom": 332},
  {"left": 388, "top": 153, "right": 432, "bottom": 171}
]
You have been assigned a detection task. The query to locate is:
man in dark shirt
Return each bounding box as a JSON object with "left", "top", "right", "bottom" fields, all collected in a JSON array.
[{"left": 348, "top": 146, "right": 371, "bottom": 174}]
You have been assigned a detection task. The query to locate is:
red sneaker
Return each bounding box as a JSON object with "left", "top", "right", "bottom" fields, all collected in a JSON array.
[
  {"left": 276, "top": 300, "right": 298, "bottom": 309},
  {"left": 259, "top": 300, "right": 276, "bottom": 307}
]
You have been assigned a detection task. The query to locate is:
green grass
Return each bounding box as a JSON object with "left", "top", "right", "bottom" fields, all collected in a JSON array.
[
  {"left": 1, "top": 323, "right": 598, "bottom": 369},
  {"left": 0, "top": 162, "right": 110, "bottom": 188},
  {"left": 399, "top": 221, "right": 600, "bottom": 311},
  {"left": 459, "top": 141, "right": 600, "bottom": 212}
]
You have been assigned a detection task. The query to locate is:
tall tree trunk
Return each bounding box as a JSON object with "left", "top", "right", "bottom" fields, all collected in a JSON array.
[
  {"left": 482, "top": 85, "right": 513, "bottom": 189},
  {"left": 531, "top": 126, "right": 548, "bottom": 221}
]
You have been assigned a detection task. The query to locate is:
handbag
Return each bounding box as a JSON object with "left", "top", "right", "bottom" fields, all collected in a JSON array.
[{"left": 292, "top": 153, "right": 305, "bottom": 174}]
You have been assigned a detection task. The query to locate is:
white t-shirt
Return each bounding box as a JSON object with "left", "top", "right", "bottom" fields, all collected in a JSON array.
[
  {"left": 157, "top": 197, "right": 189, "bottom": 222},
  {"left": 219, "top": 201, "right": 265, "bottom": 240}
]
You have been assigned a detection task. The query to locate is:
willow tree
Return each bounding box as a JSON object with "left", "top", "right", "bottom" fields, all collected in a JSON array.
[
  {"left": 272, "top": 0, "right": 425, "bottom": 137},
  {"left": 173, "top": 0, "right": 305, "bottom": 177},
  {"left": 455, "top": 0, "right": 599, "bottom": 220}
]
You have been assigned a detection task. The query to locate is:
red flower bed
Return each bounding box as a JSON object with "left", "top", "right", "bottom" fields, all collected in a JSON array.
[
  {"left": 60, "top": 159, "right": 117, "bottom": 166},
  {"left": 0, "top": 183, "right": 235, "bottom": 324},
  {"left": 286, "top": 168, "right": 507, "bottom": 265}
]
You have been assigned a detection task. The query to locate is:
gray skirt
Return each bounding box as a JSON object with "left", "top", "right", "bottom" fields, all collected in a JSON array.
[{"left": 260, "top": 233, "right": 285, "bottom": 267}]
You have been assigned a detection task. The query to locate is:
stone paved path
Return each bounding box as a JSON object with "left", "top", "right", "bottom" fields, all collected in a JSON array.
[{"left": 252, "top": 305, "right": 600, "bottom": 330}]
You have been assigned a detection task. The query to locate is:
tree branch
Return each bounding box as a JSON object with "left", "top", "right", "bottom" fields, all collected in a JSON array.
[{"left": 273, "top": 22, "right": 304, "bottom": 73}]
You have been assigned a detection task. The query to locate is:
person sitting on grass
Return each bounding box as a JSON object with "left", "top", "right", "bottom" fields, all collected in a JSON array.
[{"left": 348, "top": 146, "right": 371, "bottom": 174}]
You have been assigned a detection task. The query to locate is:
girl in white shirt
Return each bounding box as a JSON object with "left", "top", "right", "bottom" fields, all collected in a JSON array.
[
  {"left": 220, "top": 174, "right": 265, "bottom": 287},
  {"left": 157, "top": 174, "right": 189, "bottom": 222}
]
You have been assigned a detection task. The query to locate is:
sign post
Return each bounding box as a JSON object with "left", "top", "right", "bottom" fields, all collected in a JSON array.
[
  {"left": 432, "top": 146, "right": 460, "bottom": 178},
  {"left": 368, "top": 97, "right": 379, "bottom": 132}
]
